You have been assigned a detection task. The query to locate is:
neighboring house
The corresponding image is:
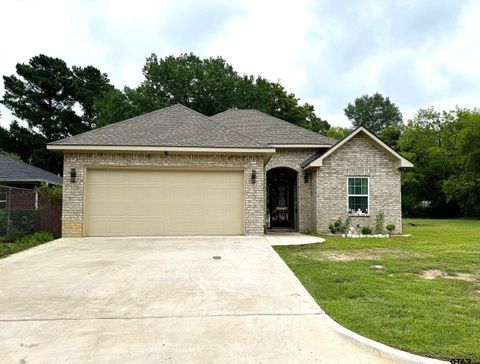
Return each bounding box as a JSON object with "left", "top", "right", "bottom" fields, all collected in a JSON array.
[
  {"left": 48, "top": 104, "right": 412, "bottom": 237},
  {"left": 0, "top": 152, "right": 63, "bottom": 188},
  {"left": 0, "top": 152, "right": 62, "bottom": 209}
]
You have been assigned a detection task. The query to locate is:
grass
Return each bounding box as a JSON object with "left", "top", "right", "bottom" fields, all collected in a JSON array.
[
  {"left": 274, "top": 219, "right": 480, "bottom": 362},
  {"left": 0, "top": 231, "right": 55, "bottom": 259}
]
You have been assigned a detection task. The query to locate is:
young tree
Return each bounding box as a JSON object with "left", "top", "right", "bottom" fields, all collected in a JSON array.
[{"left": 344, "top": 93, "right": 403, "bottom": 134}]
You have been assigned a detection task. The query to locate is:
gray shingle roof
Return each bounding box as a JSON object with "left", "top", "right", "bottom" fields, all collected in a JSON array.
[
  {"left": 210, "top": 109, "right": 336, "bottom": 146},
  {"left": 50, "top": 104, "right": 268, "bottom": 149},
  {"left": 300, "top": 149, "right": 328, "bottom": 168},
  {"left": 0, "top": 153, "right": 63, "bottom": 185}
]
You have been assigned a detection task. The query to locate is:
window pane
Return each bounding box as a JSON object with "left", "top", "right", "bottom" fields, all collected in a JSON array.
[
  {"left": 348, "top": 178, "right": 368, "bottom": 195},
  {"left": 348, "top": 179, "right": 354, "bottom": 194},
  {"left": 348, "top": 196, "right": 368, "bottom": 213},
  {"left": 361, "top": 178, "right": 368, "bottom": 194}
]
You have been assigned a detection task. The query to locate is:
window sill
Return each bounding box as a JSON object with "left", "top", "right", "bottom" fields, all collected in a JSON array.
[{"left": 348, "top": 214, "right": 370, "bottom": 217}]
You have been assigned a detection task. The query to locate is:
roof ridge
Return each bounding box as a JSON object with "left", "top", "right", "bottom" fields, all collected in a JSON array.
[
  {"left": 172, "top": 104, "right": 268, "bottom": 147},
  {"left": 49, "top": 104, "right": 271, "bottom": 149},
  {"left": 212, "top": 109, "right": 335, "bottom": 143},
  {"left": 207, "top": 113, "right": 271, "bottom": 148},
  {"left": 50, "top": 107, "right": 171, "bottom": 144},
  {"left": 249, "top": 110, "right": 335, "bottom": 141},
  {"left": 210, "top": 108, "right": 238, "bottom": 119}
]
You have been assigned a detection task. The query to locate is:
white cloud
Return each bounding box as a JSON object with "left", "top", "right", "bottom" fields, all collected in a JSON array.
[{"left": 1, "top": 0, "right": 480, "bottom": 129}]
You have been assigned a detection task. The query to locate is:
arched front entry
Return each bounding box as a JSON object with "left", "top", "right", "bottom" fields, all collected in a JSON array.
[{"left": 267, "top": 167, "right": 298, "bottom": 230}]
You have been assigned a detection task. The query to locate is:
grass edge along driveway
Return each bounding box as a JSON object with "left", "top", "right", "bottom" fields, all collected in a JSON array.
[{"left": 274, "top": 219, "right": 480, "bottom": 362}]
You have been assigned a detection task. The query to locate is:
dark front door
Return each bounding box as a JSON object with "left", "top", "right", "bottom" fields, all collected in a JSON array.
[{"left": 267, "top": 168, "right": 296, "bottom": 229}]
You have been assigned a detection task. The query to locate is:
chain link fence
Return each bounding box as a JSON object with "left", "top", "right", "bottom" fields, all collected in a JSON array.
[{"left": 0, "top": 185, "right": 61, "bottom": 241}]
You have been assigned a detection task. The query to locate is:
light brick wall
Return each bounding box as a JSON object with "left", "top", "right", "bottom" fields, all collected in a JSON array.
[
  {"left": 315, "top": 133, "right": 402, "bottom": 233},
  {"left": 266, "top": 149, "right": 318, "bottom": 232},
  {"left": 62, "top": 152, "right": 265, "bottom": 237}
]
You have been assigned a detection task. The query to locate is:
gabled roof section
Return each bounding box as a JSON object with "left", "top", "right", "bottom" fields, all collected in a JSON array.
[
  {"left": 303, "top": 127, "right": 414, "bottom": 169},
  {"left": 49, "top": 104, "right": 272, "bottom": 152},
  {"left": 210, "top": 109, "right": 335, "bottom": 147},
  {"left": 0, "top": 153, "right": 63, "bottom": 185}
]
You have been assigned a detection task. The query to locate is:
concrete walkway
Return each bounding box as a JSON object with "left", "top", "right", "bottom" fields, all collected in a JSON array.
[
  {"left": 0, "top": 236, "right": 433, "bottom": 363},
  {"left": 265, "top": 232, "right": 325, "bottom": 245}
]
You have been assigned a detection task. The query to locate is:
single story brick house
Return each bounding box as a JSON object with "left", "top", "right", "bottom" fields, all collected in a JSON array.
[{"left": 48, "top": 104, "right": 412, "bottom": 237}]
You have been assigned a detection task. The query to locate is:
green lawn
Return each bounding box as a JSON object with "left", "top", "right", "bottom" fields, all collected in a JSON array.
[{"left": 274, "top": 219, "right": 480, "bottom": 361}]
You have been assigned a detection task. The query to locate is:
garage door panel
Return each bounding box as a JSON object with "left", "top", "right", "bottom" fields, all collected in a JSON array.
[
  {"left": 85, "top": 169, "right": 244, "bottom": 236},
  {"left": 88, "top": 170, "right": 108, "bottom": 183},
  {"left": 146, "top": 203, "right": 165, "bottom": 216}
]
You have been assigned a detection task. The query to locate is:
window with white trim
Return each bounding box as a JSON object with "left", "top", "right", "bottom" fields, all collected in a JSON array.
[{"left": 348, "top": 177, "right": 369, "bottom": 215}]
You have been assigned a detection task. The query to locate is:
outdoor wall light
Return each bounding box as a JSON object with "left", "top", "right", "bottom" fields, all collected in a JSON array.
[
  {"left": 70, "top": 168, "right": 76, "bottom": 183},
  {"left": 251, "top": 170, "right": 257, "bottom": 184},
  {"left": 304, "top": 173, "right": 309, "bottom": 183}
]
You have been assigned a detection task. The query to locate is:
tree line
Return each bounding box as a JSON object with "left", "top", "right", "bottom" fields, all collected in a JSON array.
[{"left": 1, "top": 53, "right": 479, "bottom": 218}]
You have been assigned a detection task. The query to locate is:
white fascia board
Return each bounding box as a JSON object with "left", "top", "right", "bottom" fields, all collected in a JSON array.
[{"left": 271, "top": 144, "right": 332, "bottom": 148}]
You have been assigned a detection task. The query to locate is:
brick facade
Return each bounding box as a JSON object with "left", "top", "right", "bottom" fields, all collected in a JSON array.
[
  {"left": 62, "top": 152, "right": 265, "bottom": 237},
  {"left": 314, "top": 133, "right": 402, "bottom": 233},
  {"left": 265, "top": 149, "right": 318, "bottom": 232},
  {"left": 61, "top": 134, "right": 403, "bottom": 237}
]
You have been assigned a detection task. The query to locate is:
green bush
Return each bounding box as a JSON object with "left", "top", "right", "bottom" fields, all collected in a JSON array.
[
  {"left": 35, "top": 183, "right": 62, "bottom": 201},
  {"left": 329, "top": 217, "right": 351, "bottom": 234},
  {"left": 15, "top": 231, "right": 54, "bottom": 245},
  {"left": 386, "top": 224, "right": 396, "bottom": 233},
  {"left": 0, "top": 231, "right": 55, "bottom": 259},
  {"left": 0, "top": 209, "right": 40, "bottom": 241},
  {"left": 361, "top": 226, "right": 372, "bottom": 235}
]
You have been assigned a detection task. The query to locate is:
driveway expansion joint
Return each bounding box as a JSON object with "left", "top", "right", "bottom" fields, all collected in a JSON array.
[{"left": 0, "top": 311, "right": 325, "bottom": 323}]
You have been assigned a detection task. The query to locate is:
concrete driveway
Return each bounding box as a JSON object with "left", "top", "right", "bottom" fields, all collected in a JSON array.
[{"left": 0, "top": 236, "right": 396, "bottom": 363}]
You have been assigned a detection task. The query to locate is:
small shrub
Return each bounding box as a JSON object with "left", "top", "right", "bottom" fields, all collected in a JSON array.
[
  {"left": 386, "top": 224, "right": 395, "bottom": 233},
  {"left": 0, "top": 231, "right": 55, "bottom": 259},
  {"left": 15, "top": 231, "right": 55, "bottom": 245},
  {"left": 329, "top": 217, "right": 351, "bottom": 234},
  {"left": 361, "top": 226, "right": 372, "bottom": 235},
  {"left": 1, "top": 209, "right": 40, "bottom": 242},
  {"left": 35, "top": 183, "right": 63, "bottom": 202},
  {"left": 374, "top": 211, "right": 385, "bottom": 234}
]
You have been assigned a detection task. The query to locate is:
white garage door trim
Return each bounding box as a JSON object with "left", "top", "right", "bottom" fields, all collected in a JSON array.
[{"left": 83, "top": 167, "right": 245, "bottom": 236}]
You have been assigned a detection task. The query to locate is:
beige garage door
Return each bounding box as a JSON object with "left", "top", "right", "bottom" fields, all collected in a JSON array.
[{"left": 85, "top": 169, "right": 244, "bottom": 236}]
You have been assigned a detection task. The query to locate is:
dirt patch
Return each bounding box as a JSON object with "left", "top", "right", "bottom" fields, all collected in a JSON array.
[
  {"left": 370, "top": 265, "right": 384, "bottom": 269},
  {"left": 420, "top": 269, "right": 447, "bottom": 280},
  {"left": 298, "top": 248, "right": 428, "bottom": 262},
  {"left": 419, "top": 270, "right": 477, "bottom": 282},
  {"left": 445, "top": 273, "right": 477, "bottom": 282},
  {"left": 319, "top": 252, "right": 355, "bottom": 262}
]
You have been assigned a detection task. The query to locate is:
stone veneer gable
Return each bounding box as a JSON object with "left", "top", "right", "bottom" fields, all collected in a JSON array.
[
  {"left": 62, "top": 152, "right": 265, "bottom": 237},
  {"left": 314, "top": 132, "right": 403, "bottom": 233}
]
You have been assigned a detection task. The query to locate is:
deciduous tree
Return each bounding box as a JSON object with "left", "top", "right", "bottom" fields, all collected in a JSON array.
[{"left": 344, "top": 93, "right": 403, "bottom": 134}]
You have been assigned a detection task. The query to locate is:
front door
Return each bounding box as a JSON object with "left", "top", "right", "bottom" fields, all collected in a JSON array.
[{"left": 267, "top": 168, "right": 296, "bottom": 229}]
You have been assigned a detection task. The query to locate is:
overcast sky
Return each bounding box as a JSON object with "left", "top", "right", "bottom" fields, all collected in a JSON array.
[{"left": 1, "top": 0, "right": 479, "bottom": 128}]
